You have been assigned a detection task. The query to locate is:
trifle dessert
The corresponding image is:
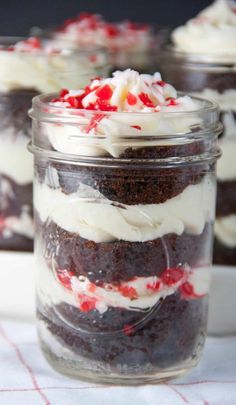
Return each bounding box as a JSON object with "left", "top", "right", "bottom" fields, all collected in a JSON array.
[
  {"left": 49, "top": 12, "right": 155, "bottom": 73},
  {"left": 159, "top": 0, "right": 236, "bottom": 266},
  {"left": 29, "top": 69, "right": 221, "bottom": 383},
  {"left": 0, "top": 36, "right": 108, "bottom": 251}
]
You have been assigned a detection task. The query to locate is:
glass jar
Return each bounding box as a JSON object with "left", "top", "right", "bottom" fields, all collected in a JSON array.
[
  {"left": 0, "top": 36, "right": 108, "bottom": 251},
  {"left": 29, "top": 94, "right": 221, "bottom": 383},
  {"left": 159, "top": 48, "right": 236, "bottom": 266}
]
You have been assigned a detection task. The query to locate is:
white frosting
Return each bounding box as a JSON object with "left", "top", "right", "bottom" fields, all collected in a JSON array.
[
  {"left": 215, "top": 214, "right": 236, "bottom": 247},
  {"left": 46, "top": 111, "right": 200, "bottom": 158},
  {"left": 35, "top": 243, "right": 210, "bottom": 314},
  {"left": 0, "top": 50, "right": 98, "bottom": 93},
  {"left": 34, "top": 175, "right": 215, "bottom": 243},
  {"left": 172, "top": 0, "right": 236, "bottom": 59},
  {"left": 0, "top": 129, "right": 33, "bottom": 184},
  {"left": 217, "top": 111, "right": 236, "bottom": 181}
]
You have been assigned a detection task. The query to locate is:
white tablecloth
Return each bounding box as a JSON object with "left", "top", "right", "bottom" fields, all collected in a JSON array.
[{"left": 1, "top": 252, "right": 236, "bottom": 405}]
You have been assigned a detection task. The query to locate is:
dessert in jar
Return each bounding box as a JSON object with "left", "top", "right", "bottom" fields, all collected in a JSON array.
[
  {"left": 159, "top": 0, "right": 236, "bottom": 266},
  {"left": 51, "top": 12, "right": 155, "bottom": 73},
  {"left": 29, "top": 69, "right": 221, "bottom": 383},
  {"left": 0, "top": 36, "right": 108, "bottom": 251}
]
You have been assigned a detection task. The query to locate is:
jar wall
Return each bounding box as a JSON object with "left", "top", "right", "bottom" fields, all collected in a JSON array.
[{"left": 34, "top": 153, "right": 216, "bottom": 382}]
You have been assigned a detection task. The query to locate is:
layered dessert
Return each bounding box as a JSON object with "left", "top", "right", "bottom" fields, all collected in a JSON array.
[
  {"left": 52, "top": 12, "right": 155, "bottom": 72},
  {"left": 30, "top": 70, "right": 220, "bottom": 382},
  {"left": 160, "top": 0, "right": 236, "bottom": 265},
  {"left": 0, "top": 36, "right": 108, "bottom": 251}
]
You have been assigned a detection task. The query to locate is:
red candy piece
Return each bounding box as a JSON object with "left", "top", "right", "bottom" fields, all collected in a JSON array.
[
  {"left": 147, "top": 279, "right": 161, "bottom": 291},
  {"left": 118, "top": 285, "right": 138, "bottom": 300},
  {"left": 166, "top": 98, "right": 178, "bottom": 107},
  {"left": 57, "top": 269, "right": 74, "bottom": 290},
  {"left": 96, "top": 84, "right": 113, "bottom": 100},
  {"left": 105, "top": 24, "right": 119, "bottom": 38},
  {"left": 26, "top": 37, "right": 41, "bottom": 49},
  {"left": 139, "top": 92, "right": 155, "bottom": 108},
  {"left": 66, "top": 97, "right": 80, "bottom": 108},
  {"left": 161, "top": 268, "right": 185, "bottom": 286},
  {"left": 155, "top": 80, "right": 166, "bottom": 87},
  {"left": 180, "top": 281, "right": 204, "bottom": 299},
  {"left": 127, "top": 92, "right": 137, "bottom": 106},
  {"left": 79, "top": 294, "right": 96, "bottom": 312},
  {"left": 59, "top": 88, "right": 69, "bottom": 98},
  {"left": 131, "top": 125, "right": 141, "bottom": 130}
]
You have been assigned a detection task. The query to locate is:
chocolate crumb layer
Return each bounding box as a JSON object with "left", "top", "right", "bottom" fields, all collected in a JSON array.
[
  {"left": 36, "top": 140, "right": 209, "bottom": 205},
  {"left": 41, "top": 220, "right": 212, "bottom": 285},
  {"left": 38, "top": 294, "right": 207, "bottom": 369}
]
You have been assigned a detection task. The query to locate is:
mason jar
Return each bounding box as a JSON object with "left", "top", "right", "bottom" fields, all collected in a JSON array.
[
  {"left": 0, "top": 36, "right": 108, "bottom": 251},
  {"left": 29, "top": 93, "right": 221, "bottom": 383}
]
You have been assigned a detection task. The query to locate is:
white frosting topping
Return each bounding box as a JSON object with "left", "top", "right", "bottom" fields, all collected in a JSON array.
[
  {"left": 0, "top": 129, "right": 33, "bottom": 184},
  {"left": 34, "top": 175, "right": 215, "bottom": 243},
  {"left": 46, "top": 70, "right": 200, "bottom": 158},
  {"left": 172, "top": 0, "right": 236, "bottom": 58},
  {"left": 215, "top": 214, "right": 236, "bottom": 247},
  {"left": 217, "top": 111, "right": 236, "bottom": 181}
]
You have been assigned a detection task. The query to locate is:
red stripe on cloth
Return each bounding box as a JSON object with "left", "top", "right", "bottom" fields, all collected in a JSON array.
[
  {"left": 174, "top": 380, "right": 236, "bottom": 386},
  {"left": 165, "top": 383, "right": 189, "bottom": 403},
  {"left": 0, "top": 324, "right": 50, "bottom": 405}
]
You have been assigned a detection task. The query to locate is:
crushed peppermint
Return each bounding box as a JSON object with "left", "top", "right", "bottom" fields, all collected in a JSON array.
[
  {"left": 55, "top": 263, "right": 204, "bottom": 314},
  {"left": 49, "top": 69, "right": 194, "bottom": 114}
]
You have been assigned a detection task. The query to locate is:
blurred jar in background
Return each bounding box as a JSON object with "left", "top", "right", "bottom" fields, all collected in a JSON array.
[
  {"left": 0, "top": 36, "right": 108, "bottom": 251},
  {"left": 159, "top": 0, "right": 236, "bottom": 267},
  {"left": 39, "top": 13, "right": 157, "bottom": 73},
  {"left": 159, "top": 0, "right": 236, "bottom": 337}
]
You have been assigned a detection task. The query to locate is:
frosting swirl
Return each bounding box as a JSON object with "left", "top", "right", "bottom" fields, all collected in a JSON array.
[{"left": 172, "top": 0, "right": 236, "bottom": 58}]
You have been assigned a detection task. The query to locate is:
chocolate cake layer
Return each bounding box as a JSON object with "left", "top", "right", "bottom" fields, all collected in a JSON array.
[
  {"left": 216, "top": 180, "right": 236, "bottom": 217},
  {"left": 36, "top": 141, "right": 210, "bottom": 205},
  {"left": 41, "top": 220, "right": 212, "bottom": 285},
  {"left": 213, "top": 238, "right": 236, "bottom": 265},
  {"left": 38, "top": 293, "right": 207, "bottom": 369}
]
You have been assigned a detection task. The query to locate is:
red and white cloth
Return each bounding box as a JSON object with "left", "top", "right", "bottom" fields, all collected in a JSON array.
[{"left": 0, "top": 252, "right": 236, "bottom": 405}]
